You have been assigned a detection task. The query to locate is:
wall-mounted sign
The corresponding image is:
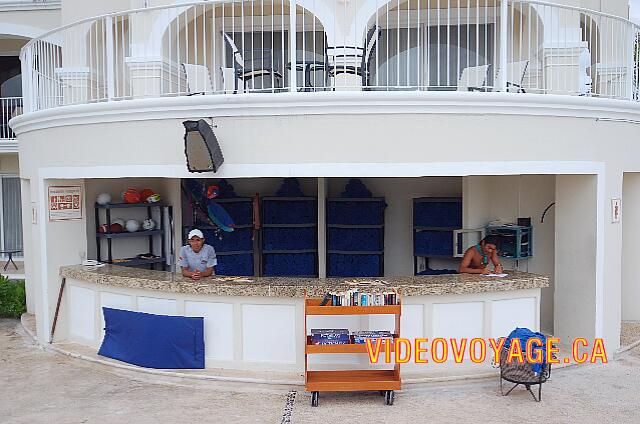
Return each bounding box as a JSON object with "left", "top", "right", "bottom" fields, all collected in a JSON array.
[
  {"left": 611, "top": 198, "right": 621, "bottom": 223},
  {"left": 48, "top": 186, "right": 83, "bottom": 221}
]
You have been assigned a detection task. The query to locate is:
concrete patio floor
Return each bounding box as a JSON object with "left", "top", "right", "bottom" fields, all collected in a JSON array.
[{"left": 1, "top": 318, "right": 639, "bottom": 424}]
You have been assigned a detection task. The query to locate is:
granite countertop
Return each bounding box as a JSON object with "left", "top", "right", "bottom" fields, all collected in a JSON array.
[{"left": 60, "top": 265, "right": 549, "bottom": 298}]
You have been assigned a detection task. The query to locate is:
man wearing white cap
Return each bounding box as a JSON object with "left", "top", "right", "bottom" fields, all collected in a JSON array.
[{"left": 179, "top": 229, "right": 217, "bottom": 280}]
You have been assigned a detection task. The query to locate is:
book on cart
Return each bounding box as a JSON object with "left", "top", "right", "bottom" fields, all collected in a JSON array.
[
  {"left": 352, "top": 330, "right": 394, "bottom": 344},
  {"left": 310, "top": 329, "right": 350, "bottom": 345}
]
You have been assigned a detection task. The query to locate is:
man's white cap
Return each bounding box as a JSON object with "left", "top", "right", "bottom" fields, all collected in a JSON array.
[{"left": 188, "top": 229, "right": 204, "bottom": 239}]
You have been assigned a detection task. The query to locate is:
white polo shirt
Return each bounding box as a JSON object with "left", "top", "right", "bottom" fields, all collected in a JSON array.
[{"left": 177, "top": 244, "right": 217, "bottom": 272}]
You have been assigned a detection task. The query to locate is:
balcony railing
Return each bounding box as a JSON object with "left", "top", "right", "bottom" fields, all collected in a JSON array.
[
  {"left": 1, "top": 97, "right": 22, "bottom": 140},
  {"left": 19, "top": 0, "right": 640, "bottom": 113}
]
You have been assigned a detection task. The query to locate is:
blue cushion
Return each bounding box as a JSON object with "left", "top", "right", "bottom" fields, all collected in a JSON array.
[{"left": 98, "top": 308, "right": 205, "bottom": 369}]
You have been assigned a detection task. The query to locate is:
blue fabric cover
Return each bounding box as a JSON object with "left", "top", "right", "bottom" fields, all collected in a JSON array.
[
  {"left": 327, "top": 253, "right": 382, "bottom": 277},
  {"left": 98, "top": 308, "right": 205, "bottom": 369},
  {"left": 328, "top": 227, "right": 383, "bottom": 251},
  {"left": 415, "top": 230, "right": 454, "bottom": 256},
  {"left": 217, "top": 179, "right": 237, "bottom": 198},
  {"left": 263, "top": 199, "right": 316, "bottom": 224},
  {"left": 221, "top": 201, "right": 253, "bottom": 225},
  {"left": 263, "top": 252, "right": 316, "bottom": 276},
  {"left": 327, "top": 201, "right": 385, "bottom": 225},
  {"left": 263, "top": 227, "right": 316, "bottom": 250},
  {"left": 216, "top": 253, "right": 253, "bottom": 276},
  {"left": 276, "top": 177, "right": 305, "bottom": 197},
  {"left": 504, "top": 327, "right": 547, "bottom": 374},
  {"left": 414, "top": 201, "right": 462, "bottom": 228},
  {"left": 205, "top": 228, "right": 253, "bottom": 252},
  {"left": 341, "top": 179, "right": 372, "bottom": 198},
  {"left": 416, "top": 268, "right": 458, "bottom": 275}
]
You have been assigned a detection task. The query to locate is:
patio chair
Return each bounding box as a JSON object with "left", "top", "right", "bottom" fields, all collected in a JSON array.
[
  {"left": 182, "top": 63, "right": 214, "bottom": 95},
  {"left": 495, "top": 60, "right": 529, "bottom": 93},
  {"left": 326, "top": 25, "right": 381, "bottom": 87},
  {"left": 457, "top": 64, "right": 491, "bottom": 91},
  {"left": 498, "top": 344, "right": 551, "bottom": 402},
  {"left": 221, "top": 32, "right": 284, "bottom": 93}
]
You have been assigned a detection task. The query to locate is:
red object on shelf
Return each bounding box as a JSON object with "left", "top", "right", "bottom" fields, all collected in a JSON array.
[
  {"left": 122, "top": 189, "right": 141, "bottom": 204},
  {"left": 97, "top": 224, "right": 109, "bottom": 233},
  {"left": 140, "top": 188, "right": 155, "bottom": 202},
  {"left": 109, "top": 223, "right": 123, "bottom": 233}
]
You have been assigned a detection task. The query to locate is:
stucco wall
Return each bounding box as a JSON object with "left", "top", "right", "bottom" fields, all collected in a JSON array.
[{"left": 0, "top": 153, "right": 19, "bottom": 174}]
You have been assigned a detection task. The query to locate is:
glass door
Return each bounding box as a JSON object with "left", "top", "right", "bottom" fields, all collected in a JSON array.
[{"left": 0, "top": 176, "right": 23, "bottom": 258}]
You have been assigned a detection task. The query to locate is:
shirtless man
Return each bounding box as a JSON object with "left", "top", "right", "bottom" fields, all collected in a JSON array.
[{"left": 459, "top": 235, "right": 504, "bottom": 274}]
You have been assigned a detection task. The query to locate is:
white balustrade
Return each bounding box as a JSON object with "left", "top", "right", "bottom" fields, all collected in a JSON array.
[{"left": 18, "top": 0, "right": 640, "bottom": 112}]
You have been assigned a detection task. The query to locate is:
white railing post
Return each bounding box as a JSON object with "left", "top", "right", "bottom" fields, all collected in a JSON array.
[
  {"left": 105, "top": 15, "right": 115, "bottom": 100},
  {"left": 289, "top": 0, "right": 297, "bottom": 92},
  {"left": 500, "top": 0, "right": 508, "bottom": 92}
]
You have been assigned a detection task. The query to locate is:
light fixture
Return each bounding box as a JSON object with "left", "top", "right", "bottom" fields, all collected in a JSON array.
[{"left": 183, "top": 119, "right": 224, "bottom": 173}]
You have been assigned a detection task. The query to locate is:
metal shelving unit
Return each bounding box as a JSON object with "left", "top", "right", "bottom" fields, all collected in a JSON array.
[{"left": 95, "top": 202, "right": 171, "bottom": 270}]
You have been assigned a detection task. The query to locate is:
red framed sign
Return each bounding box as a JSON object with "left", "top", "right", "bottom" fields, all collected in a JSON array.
[{"left": 48, "top": 186, "right": 83, "bottom": 221}]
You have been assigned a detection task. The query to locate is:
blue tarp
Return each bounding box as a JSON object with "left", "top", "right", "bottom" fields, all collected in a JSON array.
[
  {"left": 98, "top": 308, "right": 205, "bottom": 369},
  {"left": 504, "top": 327, "right": 547, "bottom": 374}
]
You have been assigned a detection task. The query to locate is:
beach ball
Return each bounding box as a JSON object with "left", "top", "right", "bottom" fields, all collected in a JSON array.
[
  {"left": 146, "top": 193, "right": 161, "bottom": 203},
  {"left": 122, "top": 189, "right": 141, "bottom": 204},
  {"left": 96, "top": 193, "right": 112, "bottom": 205},
  {"left": 140, "top": 189, "right": 155, "bottom": 202},
  {"left": 142, "top": 219, "right": 156, "bottom": 231},
  {"left": 125, "top": 219, "right": 140, "bottom": 232}
]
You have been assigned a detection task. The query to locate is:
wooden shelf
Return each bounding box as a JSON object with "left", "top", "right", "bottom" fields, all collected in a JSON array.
[
  {"left": 306, "top": 370, "right": 400, "bottom": 392},
  {"left": 306, "top": 336, "right": 395, "bottom": 354},
  {"left": 305, "top": 298, "right": 400, "bottom": 315},
  {"left": 306, "top": 304, "right": 400, "bottom": 315}
]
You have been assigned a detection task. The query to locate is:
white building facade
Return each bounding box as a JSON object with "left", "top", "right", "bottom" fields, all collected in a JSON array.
[{"left": 7, "top": 0, "right": 640, "bottom": 366}]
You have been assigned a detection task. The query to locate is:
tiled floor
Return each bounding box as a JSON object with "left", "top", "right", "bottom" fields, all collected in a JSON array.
[
  {"left": 1, "top": 260, "right": 24, "bottom": 279},
  {"left": 3, "top": 317, "right": 640, "bottom": 424}
]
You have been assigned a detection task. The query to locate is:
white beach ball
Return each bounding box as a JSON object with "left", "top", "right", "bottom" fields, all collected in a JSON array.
[
  {"left": 96, "top": 193, "right": 112, "bottom": 205},
  {"left": 125, "top": 219, "right": 140, "bottom": 232},
  {"left": 142, "top": 219, "right": 156, "bottom": 231}
]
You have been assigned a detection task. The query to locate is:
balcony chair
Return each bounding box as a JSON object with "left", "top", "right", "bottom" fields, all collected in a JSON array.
[
  {"left": 498, "top": 344, "right": 551, "bottom": 402},
  {"left": 182, "top": 63, "right": 214, "bottom": 95},
  {"left": 495, "top": 60, "right": 530, "bottom": 93},
  {"left": 326, "top": 25, "right": 381, "bottom": 88},
  {"left": 221, "top": 32, "right": 284, "bottom": 93},
  {"left": 457, "top": 64, "right": 491, "bottom": 91}
]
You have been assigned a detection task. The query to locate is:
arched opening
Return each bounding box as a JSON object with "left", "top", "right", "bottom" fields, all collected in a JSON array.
[
  {"left": 366, "top": 0, "right": 502, "bottom": 91},
  {"left": 162, "top": 1, "right": 327, "bottom": 94}
]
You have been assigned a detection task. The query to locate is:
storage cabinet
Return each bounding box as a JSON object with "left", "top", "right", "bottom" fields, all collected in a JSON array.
[
  {"left": 326, "top": 198, "right": 385, "bottom": 277},
  {"left": 262, "top": 197, "right": 318, "bottom": 277},
  {"left": 412, "top": 197, "right": 462, "bottom": 275}
]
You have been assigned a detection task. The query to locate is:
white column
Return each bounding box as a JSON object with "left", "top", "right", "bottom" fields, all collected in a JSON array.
[{"left": 289, "top": 0, "right": 297, "bottom": 92}]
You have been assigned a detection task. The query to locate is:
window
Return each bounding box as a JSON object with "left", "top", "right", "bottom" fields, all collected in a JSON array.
[{"left": 0, "top": 176, "right": 23, "bottom": 258}]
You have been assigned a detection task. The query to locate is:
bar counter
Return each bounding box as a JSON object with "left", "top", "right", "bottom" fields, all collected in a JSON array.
[
  {"left": 60, "top": 265, "right": 548, "bottom": 297},
  {"left": 58, "top": 265, "right": 549, "bottom": 374}
]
